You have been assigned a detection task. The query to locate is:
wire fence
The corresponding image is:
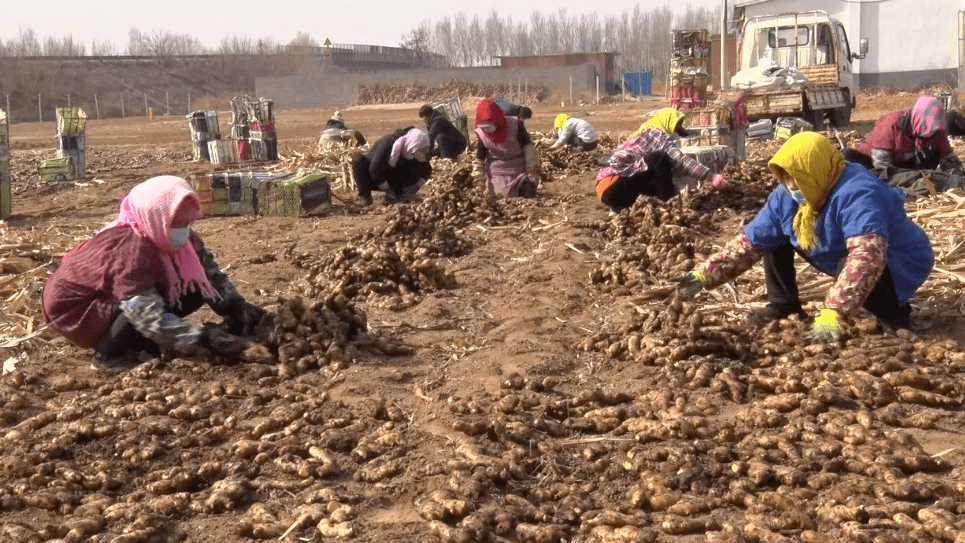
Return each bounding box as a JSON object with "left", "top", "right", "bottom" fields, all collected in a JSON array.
[{"left": 1, "top": 90, "right": 237, "bottom": 125}]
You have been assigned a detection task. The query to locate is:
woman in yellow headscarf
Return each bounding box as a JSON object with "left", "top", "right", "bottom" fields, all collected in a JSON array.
[
  {"left": 550, "top": 113, "right": 599, "bottom": 151},
  {"left": 594, "top": 107, "right": 730, "bottom": 209},
  {"left": 679, "top": 132, "right": 933, "bottom": 339}
]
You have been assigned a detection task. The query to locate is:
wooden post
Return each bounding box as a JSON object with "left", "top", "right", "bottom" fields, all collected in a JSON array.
[
  {"left": 143, "top": 92, "right": 148, "bottom": 116},
  {"left": 5, "top": 95, "right": 9, "bottom": 123},
  {"left": 166, "top": 90, "right": 170, "bottom": 116},
  {"left": 121, "top": 93, "right": 125, "bottom": 118},
  {"left": 569, "top": 76, "right": 573, "bottom": 106},
  {"left": 67, "top": 93, "right": 71, "bottom": 106},
  {"left": 38, "top": 94, "right": 42, "bottom": 123},
  {"left": 596, "top": 74, "right": 600, "bottom": 104},
  {"left": 94, "top": 94, "right": 100, "bottom": 119},
  {"left": 188, "top": 92, "right": 191, "bottom": 114}
]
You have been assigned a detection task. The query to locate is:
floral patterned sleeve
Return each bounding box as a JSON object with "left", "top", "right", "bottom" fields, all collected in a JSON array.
[
  {"left": 198, "top": 244, "right": 245, "bottom": 316},
  {"left": 695, "top": 233, "right": 765, "bottom": 288},
  {"left": 119, "top": 289, "right": 203, "bottom": 353},
  {"left": 825, "top": 233, "right": 888, "bottom": 314}
]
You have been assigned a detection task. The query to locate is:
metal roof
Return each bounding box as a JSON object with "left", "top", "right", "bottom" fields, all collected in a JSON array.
[{"left": 734, "top": 0, "right": 775, "bottom": 6}]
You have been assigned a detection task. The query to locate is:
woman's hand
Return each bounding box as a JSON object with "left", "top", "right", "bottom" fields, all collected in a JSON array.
[{"left": 810, "top": 308, "right": 842, "bottom": 340}]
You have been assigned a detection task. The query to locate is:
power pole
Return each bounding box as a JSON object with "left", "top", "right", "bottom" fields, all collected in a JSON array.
[{"left": 720, "top": 0, "right": 728, "bottom": 90}]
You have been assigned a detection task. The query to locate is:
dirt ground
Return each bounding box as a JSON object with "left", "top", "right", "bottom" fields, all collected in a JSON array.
[{"left": 1, "top": 90, "right": 964, "bottom": 543}]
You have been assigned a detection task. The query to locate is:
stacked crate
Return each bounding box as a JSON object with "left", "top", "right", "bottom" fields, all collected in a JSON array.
[
  {"left": 229, "top": 96, "right": 251, "bottom": 162},
  {"left": 186, "top": 110, "right": 221, "bottom": 162},
  {"left": 188, "top": 171, "right": 330, "bottom": 218},
  {"left": 679, "top": 96, "right": 749, "bottom": 175},
  {"left": 54, "top": 107, "right": 87, "bottom": 180},
  {"left": 0, "top": 110, "right": 9, "bottom": 219},
  {"left": 670, "top": 29, "right": 710, "bottom": 111},
  {"left": 247, "top": 98, "right": 277, "bottom": 162}
]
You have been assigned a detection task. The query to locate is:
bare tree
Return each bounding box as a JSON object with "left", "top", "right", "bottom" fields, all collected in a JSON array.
[
  {"left": 400, "top": 21, "right": 433, "bottom": 67},
  {"left": 10, "top": 27, "right": 42, "bottom": 56},
  {"left": 289, "top": 32, "right": 319, "bottom": 48},
  {"left": 91, "top": 38, "right": 118, "bottom": 56}
]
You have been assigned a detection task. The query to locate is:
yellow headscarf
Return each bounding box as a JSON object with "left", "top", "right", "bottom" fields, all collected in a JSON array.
[
  {"left": 632, "top": 108, "right": 686, "bottom": 138},
  {"left": 554, "top": 114, "right": 569, "bottom": 130},
  {"left": 768, "top": 132, "right": 846, "bottom": 251}
]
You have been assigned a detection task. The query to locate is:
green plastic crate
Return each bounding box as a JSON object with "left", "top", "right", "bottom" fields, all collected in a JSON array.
[
  {"left": 56, "top": 107, "right": 87, "bottom": 135},
  {"left": 0, "top": 164, "right": 9, "bottom": 219},
  {"left": 258, "top": 172, "right": 331, "bottom": 217},
  {"left": 38, "top": 157, "right": 73, "bottom": 182}
]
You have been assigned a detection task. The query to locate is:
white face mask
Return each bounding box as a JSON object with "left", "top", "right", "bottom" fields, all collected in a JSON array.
[
  {"left": 170, "top": 227, "right": 191, "bottom": 249},
  {"left": 784, "top": 185, "right": 808, "bottom": 206},
  {"left": 479, "top": 123, "right": 497, "bottom": 134}
]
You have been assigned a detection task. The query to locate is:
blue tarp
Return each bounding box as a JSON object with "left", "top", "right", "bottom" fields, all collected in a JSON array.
[{"left": 623, "top": 71, "right": 653, "bottom": 96}]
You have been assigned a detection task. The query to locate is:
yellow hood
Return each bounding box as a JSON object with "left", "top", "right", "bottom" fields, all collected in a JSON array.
[
  {"left": 554, "top": 113, "right": 569, "bottom": 130},
  {"left": 632, "top": 108, "right": 685, "bottom": 138},
  {"left": 768, "top": 132, "right": 846, "bottom": 251}
]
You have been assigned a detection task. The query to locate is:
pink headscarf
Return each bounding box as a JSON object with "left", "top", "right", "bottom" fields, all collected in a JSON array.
[
  {"left": 99, "top": 176, "right": 219, "bottom": 304},
  {"left": 388, "top": 128, "right": 429, "bottom": 167},
  {"left": 910, "top": 95, "right": 945, "bottom": 138}
]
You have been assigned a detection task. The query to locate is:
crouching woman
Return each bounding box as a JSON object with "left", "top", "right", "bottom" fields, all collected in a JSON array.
[{"left": 42, "top": 176, "right": 270, "bottom": 370}]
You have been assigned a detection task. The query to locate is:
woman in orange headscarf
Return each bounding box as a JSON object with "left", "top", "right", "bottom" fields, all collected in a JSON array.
[{"left": 680, "top": 132, "right": 933, "bottom": 338}]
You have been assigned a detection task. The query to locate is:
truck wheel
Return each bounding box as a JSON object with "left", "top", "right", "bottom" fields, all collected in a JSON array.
[
  {"left": 803, "top": 107, "right": 826, "bottom": 130},
  {"left": 831, "top": 92, "right": 852, "bottom": 128}
]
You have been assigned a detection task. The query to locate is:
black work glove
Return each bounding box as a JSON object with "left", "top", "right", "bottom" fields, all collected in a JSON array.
[
  {"left": 225, "top": 302, "right": 268, "bottom": 338},
  {"left": 199, "top": 325, "right": 250, "bottom": 360}
]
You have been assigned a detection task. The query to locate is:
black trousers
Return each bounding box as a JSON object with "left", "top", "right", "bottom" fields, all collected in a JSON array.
[
  {"left": 764, "top": 242, "right": 911, "bottom": 328},
  {"left": 842, "top": 148, "right": 874, "bottom": 170},
  {"left": 434, "top": 134, "right": 467, "bottom": 159},
  {"left": 600, "top": 151, "right": 675, "bottom": 210},
  {"left": 95, "top": 290, "right": 206, "bottom": 360},
  {"left": 565, "top": 132, "right": 599, "bottom": 151}
]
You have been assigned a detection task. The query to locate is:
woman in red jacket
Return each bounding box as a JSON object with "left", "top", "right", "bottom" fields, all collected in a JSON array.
[{"left": 42, "top": 176, "right": 269, "bottom": 370}]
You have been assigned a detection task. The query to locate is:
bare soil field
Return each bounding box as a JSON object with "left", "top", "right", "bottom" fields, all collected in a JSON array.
[{"left": 1, "top": 91, "right": 964, "bottom": 543}]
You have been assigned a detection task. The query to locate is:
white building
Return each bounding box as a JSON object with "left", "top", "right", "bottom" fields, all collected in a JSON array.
[{"left": 734, "top": 0, "right": 963, "bottom": 87}]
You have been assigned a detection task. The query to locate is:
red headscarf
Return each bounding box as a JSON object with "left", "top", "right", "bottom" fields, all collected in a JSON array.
[
  {"left": 99, "top": 176, "right": 219, "bottom": 304},
  {"left": 475, "top": 99, "right": 508, "bottom": 143}
]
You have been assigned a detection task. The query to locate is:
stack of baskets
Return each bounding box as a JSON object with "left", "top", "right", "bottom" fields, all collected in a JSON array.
[
  {"left": 670, "top": 29, "right": 710, "bottom": 111},
  {"left": 187, "top": 110, "right": 221, "bottom": 163},
  {"left": 54, "top": 107, "right": 87, "bottom": 180}
]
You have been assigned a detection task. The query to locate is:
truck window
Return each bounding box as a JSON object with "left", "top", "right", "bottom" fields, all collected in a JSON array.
[
  {"left": 836, "top": 23, "right": 852, "bottom": 60},
  {"left": 766, "top": 27, "right": 809, "bottom": 48}
]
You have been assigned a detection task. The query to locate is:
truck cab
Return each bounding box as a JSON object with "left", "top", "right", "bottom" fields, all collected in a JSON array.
[{"left": 735, "top": 10, "right": 868, "bottom": 127}]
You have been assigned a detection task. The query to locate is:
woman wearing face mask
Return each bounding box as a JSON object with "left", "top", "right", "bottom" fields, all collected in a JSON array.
[
  {"left": 351, "top": 127, "right": 432, "bottom": 206},
  {"left": 474, "top": 98, "right": 540, "bottom": 198},
  {"left": 42, "top": 176, "right": 270, "bottom": 370},
  {"left": 678, "top": 132, "right": 933, "bottom": 339},
  {"left": 844, "top": 95, "right": 963, "bottom": 177}
]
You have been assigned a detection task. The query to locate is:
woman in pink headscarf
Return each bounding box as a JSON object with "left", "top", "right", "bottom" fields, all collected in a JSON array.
[
  {"left": 42, "top": 176, "right": 269, "bottom": 370},
  {"left": 351, "top": 126, "right": 431, "bottom": 206},
  {"left": 844, "top": 95, "right": 962, "bottom": 176}
]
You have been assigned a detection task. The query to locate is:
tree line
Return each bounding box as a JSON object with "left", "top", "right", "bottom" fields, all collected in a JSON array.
[
  {"left": 0, "top": 27, "right": 322, "bottom": 57},
  {"left": 401, "top": 3, "right": 719, "bottom": 75}
]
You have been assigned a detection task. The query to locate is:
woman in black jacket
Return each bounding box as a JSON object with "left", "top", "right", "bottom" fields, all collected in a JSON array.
[
  {"left": 418, "top": 104, "right": 467, "bottom": 159},
  {"left": 351, "top": 127, "right": 431, "bottom": 206}
]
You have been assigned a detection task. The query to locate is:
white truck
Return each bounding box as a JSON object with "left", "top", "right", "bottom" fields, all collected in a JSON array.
[{"left": 728, "top": 10, "right": 868, "bottom": 128}]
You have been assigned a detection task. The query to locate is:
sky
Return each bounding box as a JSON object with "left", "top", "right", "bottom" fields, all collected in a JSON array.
[{"left": 1, "top": 0, "right": 721, "bottom": 53}]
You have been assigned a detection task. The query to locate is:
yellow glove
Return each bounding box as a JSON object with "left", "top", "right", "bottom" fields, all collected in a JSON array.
[
  {"left": 678, "top": 270, "right": 707, "bottom": 299},
  {"left": 811, "top": 308, "right": 842, "bottom": 340}
]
